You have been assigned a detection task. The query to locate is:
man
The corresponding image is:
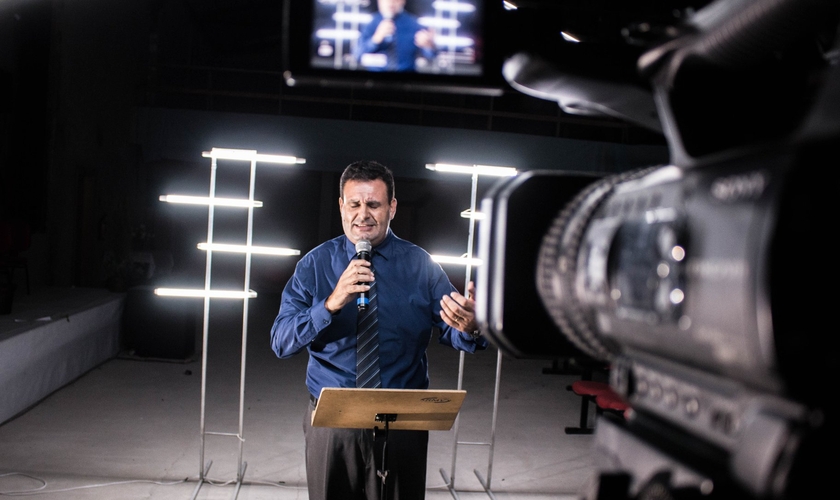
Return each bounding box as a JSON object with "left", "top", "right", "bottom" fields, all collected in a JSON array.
[
  {"left": 354, "top": 0, "right": 435, "bottom": 72},
  {"left": 271, "top": 160, "right": 486, "bottom": 500}
]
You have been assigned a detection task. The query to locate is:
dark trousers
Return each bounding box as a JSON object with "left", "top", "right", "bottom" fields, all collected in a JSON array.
[{"left": 304, "top": 401, "right": 429, "bottom": 500}]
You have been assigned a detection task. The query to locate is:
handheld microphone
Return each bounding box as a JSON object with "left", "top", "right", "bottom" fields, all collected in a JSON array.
[
  {"left": 382, "top": 12, "right": 394, "bottom": 45},
  {"left": 355, "top": 239, "right": 372, "bottom": 311}
]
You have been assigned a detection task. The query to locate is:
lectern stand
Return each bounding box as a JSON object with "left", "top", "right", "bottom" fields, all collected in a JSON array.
[{"left": 312, "top": 388, "right": 467, "bottom": 500}]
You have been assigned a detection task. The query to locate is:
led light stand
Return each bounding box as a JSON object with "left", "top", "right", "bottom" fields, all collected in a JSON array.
[
  {"left": 426, "top": 162, "right": 517, "bottom": 500},
  {"left": 157, "top": 147, "right": 303, "bottom": 500}
]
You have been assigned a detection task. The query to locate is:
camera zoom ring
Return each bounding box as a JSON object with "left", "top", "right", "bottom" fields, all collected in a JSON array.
[
  {"left": 537, "top": 177, "right": 616, "bottom": 361},
  {"left": 537, "top": 168, "right": 655, "bottom": 363}
]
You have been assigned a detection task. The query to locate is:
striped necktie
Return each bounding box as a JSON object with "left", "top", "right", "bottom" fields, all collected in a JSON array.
[{"left": 356, "top": 267, "right": 381, "bottom": 389}]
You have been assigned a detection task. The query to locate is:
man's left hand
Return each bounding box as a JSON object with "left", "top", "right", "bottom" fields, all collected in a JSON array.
[
  {"left": 414, "top": 28, "right": 435, "bottom": 50},
  {"left": 440, "top": 281, "right": 479, "bottom": 336}
]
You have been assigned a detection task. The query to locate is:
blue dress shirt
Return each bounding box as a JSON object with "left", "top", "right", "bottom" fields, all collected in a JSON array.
[
  {"left": 271, "top": 230, "right": 487, "bottom": 398},
  {"left": 354, "top": 11, "right": 435, "bottom": 71}
]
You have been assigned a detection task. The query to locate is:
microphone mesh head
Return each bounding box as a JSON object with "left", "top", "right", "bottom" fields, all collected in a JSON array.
[{"left": 356, "top": 239, "right": 372, "bottom": 254}]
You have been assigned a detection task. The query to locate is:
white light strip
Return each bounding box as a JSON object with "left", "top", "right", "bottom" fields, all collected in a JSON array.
[
  {"left": 154, "top": 288, "right": 258, "bottom": 299},
  {"left": 197, "top": 242, "right": 301, "bottom": 256},
  {"left": 431, "top": 36, "right": 474, "bottom": 48},
  {"left": 159, "top": 195, "right": 263, "bottom": 208},
  {"left": 426, "top": 163, "right": 518, "bottom": 177},
  {"left": 333, "top": 12, "right": 372, "bottom": 23},
  {"left": 315, "top": 28, "right": 362, "bottom": 40},
  {"left": 460, "top": 209, "right": 485, "bottom": 220},
  {"left": 473, "top": 164, "right": 519, "bottom": 176},
  {"left": 418, "top": 17, "right": 461, "bottom": 29},
  {"left": 561, "top": 31, "right": 581, "bottom": 43},
  {"left": 201, "top": 148, "right": 306, "bottom": 164},
  {"left": 432, "top": 1, "right": 476, "bottom": 13},
  {"left": 319, "top": 0, "right": 368, "bottom": 5},
  {"left": 503, "top": 1, "right": 518, "bottom": 11},
  {"left": 431, "top": 255, "right": 483, "bottom": 266}
]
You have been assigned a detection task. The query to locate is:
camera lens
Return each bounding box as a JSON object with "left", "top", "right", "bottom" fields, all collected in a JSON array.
[{"left": 536, "top": 167, "right": 656, "bottom": 362}]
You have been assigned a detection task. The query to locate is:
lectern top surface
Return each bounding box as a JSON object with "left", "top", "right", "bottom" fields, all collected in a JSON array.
[{"left": 311, "top": 388, "right": 466, "bottom": 431}]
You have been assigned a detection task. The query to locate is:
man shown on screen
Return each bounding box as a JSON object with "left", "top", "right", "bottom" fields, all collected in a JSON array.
[{"left": 354, "top": 0, "right": 435, "bottom": 72}]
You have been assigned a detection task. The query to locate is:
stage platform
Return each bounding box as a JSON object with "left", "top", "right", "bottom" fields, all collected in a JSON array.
[{"left": 0, "top": 286, "right": 125, "bottom": 425}]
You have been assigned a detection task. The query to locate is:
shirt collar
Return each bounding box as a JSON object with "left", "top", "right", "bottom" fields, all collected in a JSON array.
[{"left": 343, "top": 230, "right": 394, "bottom": 261}]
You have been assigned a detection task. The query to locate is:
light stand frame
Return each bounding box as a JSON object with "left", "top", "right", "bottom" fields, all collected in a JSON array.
[
  {"left": 156, "top": 148, "right": 303, "bottom": 500},
  {"left": 426, "top": 163, "right": 516, "bottom": 500}
]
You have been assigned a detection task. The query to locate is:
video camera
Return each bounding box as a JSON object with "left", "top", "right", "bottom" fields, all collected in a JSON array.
[{"left": 475, "top": 0, "right": 839, "bottom": 499}]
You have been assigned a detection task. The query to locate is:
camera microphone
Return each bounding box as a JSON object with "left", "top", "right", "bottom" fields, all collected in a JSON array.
[{"left": 355, "top": 239, "right": 372, "bottom": 311}]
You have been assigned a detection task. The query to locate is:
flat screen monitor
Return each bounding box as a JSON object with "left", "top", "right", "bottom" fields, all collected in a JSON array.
[{"left": 283, "top": 0, "right": 503, "bottom": 95}]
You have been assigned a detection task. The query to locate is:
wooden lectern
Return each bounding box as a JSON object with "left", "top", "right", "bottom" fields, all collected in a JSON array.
[
  {"left": 312, "top": 387, "right": 466, "bottom": 430},
  {"left": 312, "top": 388, "right": 467, "bottom": 500}
]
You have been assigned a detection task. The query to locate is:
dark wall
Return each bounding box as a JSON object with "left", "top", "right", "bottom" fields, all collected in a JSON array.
[{"left": 0, "top": 0, "right": 51, "bottom": 230}]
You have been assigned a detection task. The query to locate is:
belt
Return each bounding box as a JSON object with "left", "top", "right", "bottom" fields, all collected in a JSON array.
[{"left": 309, "top": 394, "right": 318, "bottom": 407}]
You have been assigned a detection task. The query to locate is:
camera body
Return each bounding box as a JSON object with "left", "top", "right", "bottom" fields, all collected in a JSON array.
[{"left": 476, "top": 0, "right": 838, "bottom": 498}]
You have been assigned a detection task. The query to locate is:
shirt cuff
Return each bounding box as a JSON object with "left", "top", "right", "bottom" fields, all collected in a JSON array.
[
  {"left": 311, "top": 298, "right": 334, "bottom": 330},
  {"left": 459, "top": 330, "right": 490, "bottom": 350}
]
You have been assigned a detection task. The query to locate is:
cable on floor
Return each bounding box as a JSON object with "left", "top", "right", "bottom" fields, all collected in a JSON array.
[
  {"left": 0, "top": 472, "right": 303, "bottom": 496},
  {"left": 0, "top": 472, "right": 187, "bottom": 496},
  {"left": 198, "top": 477, "right": 304, "bottom": 489}
]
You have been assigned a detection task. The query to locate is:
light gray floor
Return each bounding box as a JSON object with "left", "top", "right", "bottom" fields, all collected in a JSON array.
[{"left": 0, "top": 292, "right": 595, "bottom": 499}]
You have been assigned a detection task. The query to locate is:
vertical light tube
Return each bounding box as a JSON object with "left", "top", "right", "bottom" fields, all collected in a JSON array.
[
  {"left": 334, "top": 2, "right": 344, "bottom": 68},
  {"left": 198, "top": 156, "right": 219, "bottom": 480},
  {"left": 486, "top": 349, "right": 503, "bottom": 487},
  {"left": 235, "top": 159, "right": 258, "bottom": 480},
  {"left": 464, "top": 171, "right": 478, "bottom": 301},
  {"left": 448, "top": 170, "right": 479, "bottom": 487}
]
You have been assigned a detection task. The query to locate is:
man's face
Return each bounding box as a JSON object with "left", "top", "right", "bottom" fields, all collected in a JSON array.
[
  {"left": 339, "top": 179, "right": 397, "bottom": 247},
  {"left": 378, "top": 0, "right": 405, "bottom": 18}
]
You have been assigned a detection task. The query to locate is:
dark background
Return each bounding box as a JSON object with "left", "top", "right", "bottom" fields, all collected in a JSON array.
[{"left": 0, "top": 0, "right": 682, "bottom": 296}]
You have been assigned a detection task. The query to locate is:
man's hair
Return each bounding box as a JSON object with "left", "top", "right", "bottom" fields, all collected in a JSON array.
[{"left": 339, "top": 160, "right": 395, "bottom": 201}]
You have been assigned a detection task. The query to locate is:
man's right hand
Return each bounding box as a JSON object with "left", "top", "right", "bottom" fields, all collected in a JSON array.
[
  {"left": 324, "top": 258, "right": 374, "bottom": 314},
  {"left": 372, "top": 19, "right": 396, "bottom": 44}
]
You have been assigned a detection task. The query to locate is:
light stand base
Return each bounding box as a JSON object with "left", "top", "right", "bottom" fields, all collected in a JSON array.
[
  {"left": 439, "top": 468, "right": 462, "bottom": 500},
  {"left": 189, "top": 460, "right": 248, "bottom": 500}
]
